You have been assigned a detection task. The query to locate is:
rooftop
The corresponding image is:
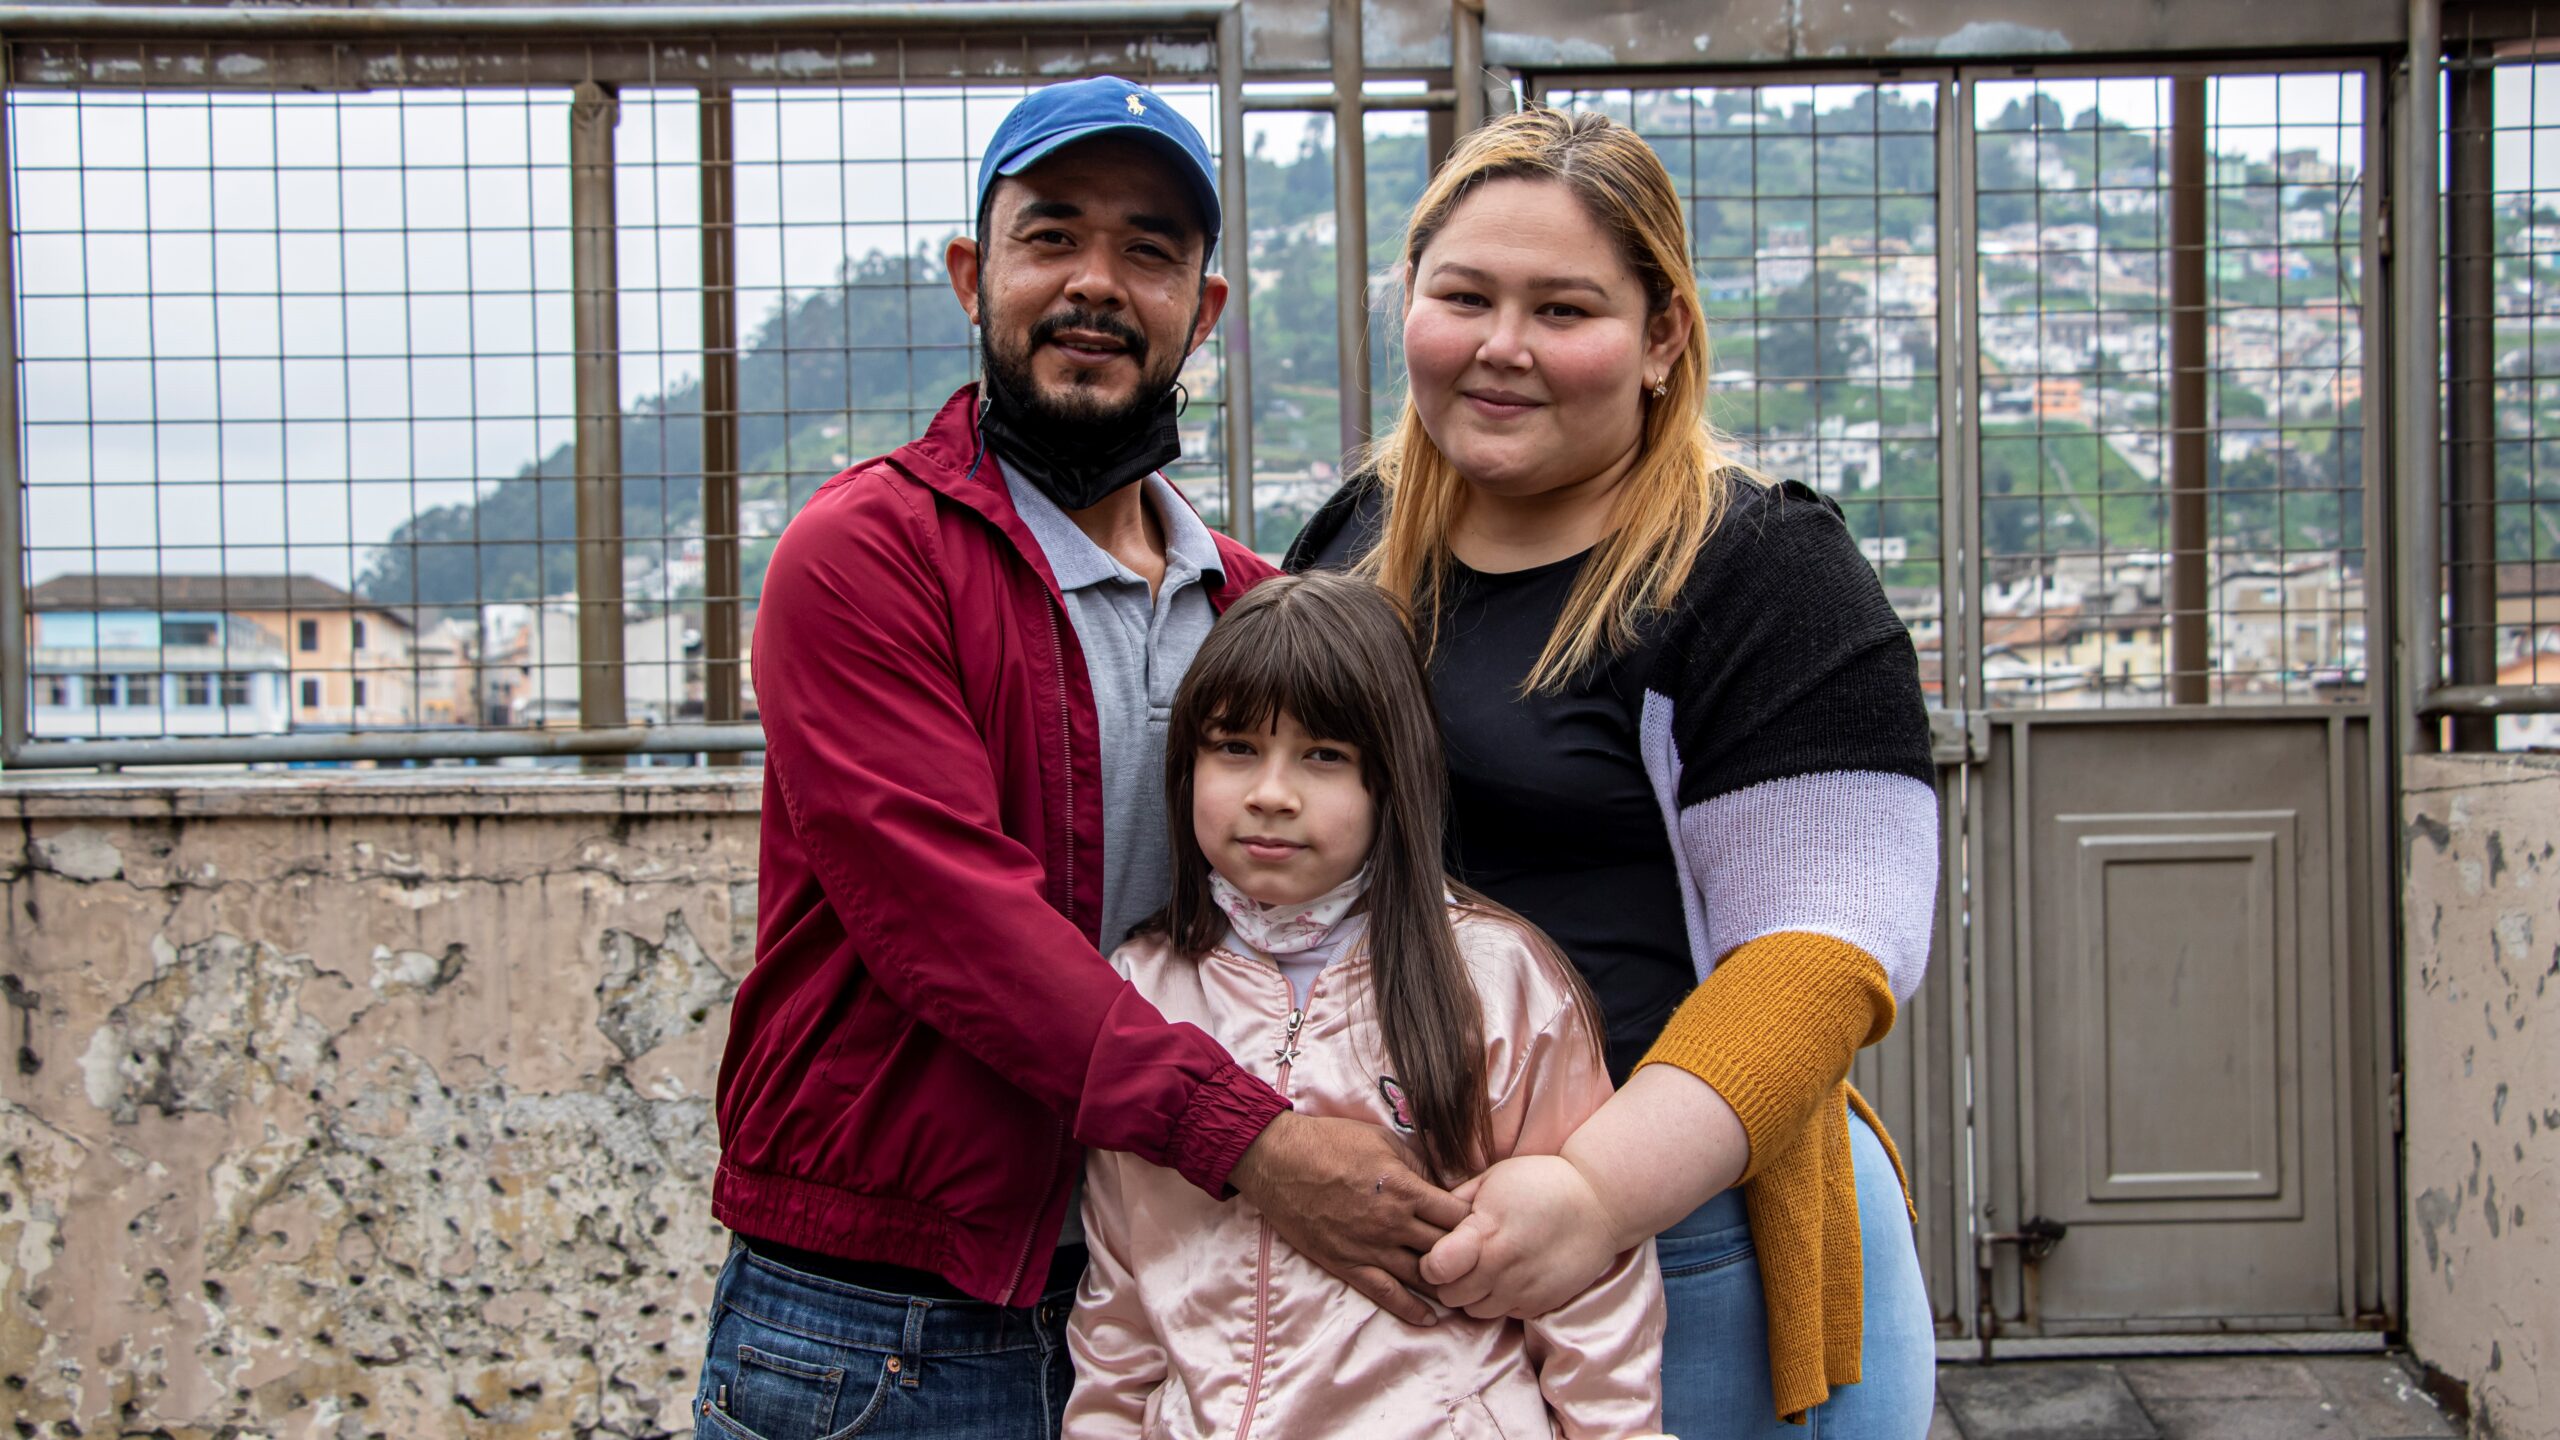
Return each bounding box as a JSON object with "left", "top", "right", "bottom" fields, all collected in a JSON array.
[{"left": 28, "top": 573, "right": 416, "bottom": 627}]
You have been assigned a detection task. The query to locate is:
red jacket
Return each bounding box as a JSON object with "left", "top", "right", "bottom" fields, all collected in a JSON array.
[{"left": 716, "top": 384, "right": 1289, "bottom": 1306}]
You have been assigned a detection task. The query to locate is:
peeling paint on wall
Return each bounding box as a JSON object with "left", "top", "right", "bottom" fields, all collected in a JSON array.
[
  {"left": 2404, "top": 753, "right": 2560, "bottom": 1440},
  {"left": 0, "top": 774, "right": 760, "bottom": 1438}
]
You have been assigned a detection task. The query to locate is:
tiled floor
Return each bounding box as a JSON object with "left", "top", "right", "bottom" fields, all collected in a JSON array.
[{"left": 1931, "top": 1356, "right": 2460, "bottom": 1440}]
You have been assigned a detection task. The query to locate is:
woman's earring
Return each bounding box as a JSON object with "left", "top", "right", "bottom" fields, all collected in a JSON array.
[{"left": 1650, "top": 377, "right": 1668, "bottom": 399}]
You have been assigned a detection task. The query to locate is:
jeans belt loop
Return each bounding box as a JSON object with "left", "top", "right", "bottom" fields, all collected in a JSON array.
[{"left": 899, "top": 1297, "right": 929, "bottom": 1389}]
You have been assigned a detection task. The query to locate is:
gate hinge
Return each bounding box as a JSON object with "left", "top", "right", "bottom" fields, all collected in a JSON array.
[
  {"left": 2389, "top": 1071, "right": 2403, "bottom": 1134},
  {"left": 2377, "top": 195, "right": 2393, "bottom": 260},
  {"left": 1931, "top": 708, "right": 1991, "bottom": 766}
]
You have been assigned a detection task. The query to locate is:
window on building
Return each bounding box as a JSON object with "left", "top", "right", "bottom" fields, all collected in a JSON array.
[
  {"left": 84, "top": 674, "right": 114, "bottom": 706},
  {"left": 163, "top": 619, "right": 219, "bottom": 647},
  {"left": 352, "top": 617, "right": 368, "bottom": 651},
  {"left": 120, "top": 674, "right": 159, "bottom": 707},
  {"left": 179, "top": 673, "right": 214, "bottom": 706},
  {"left": 298, "top": 618, "right": 320, "bottom": 652},
  {"left": 352, "top": 678, "right": 368, "bottom": 707},
  {"left": 221, "top": 673, "right": 252, "bottom": 707},
  {"left": 300, "top": 677, "right": 322, "bottom": 709},
  {"left": 37, "top": 676, "right": 69, "bottom": 707}
]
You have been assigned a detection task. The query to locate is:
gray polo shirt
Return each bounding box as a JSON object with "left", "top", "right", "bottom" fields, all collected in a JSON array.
[
  {"left": 1005, "top": 463, "right": 1225, "bottom": 1251},
  {"left": 1001, "top": 461, "right": 1226, "bottom": 959}
]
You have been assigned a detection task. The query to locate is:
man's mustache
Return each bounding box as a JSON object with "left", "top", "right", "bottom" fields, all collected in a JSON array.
[{"left": 1026, "top": 308, "right": 1149, "bottom": 366}]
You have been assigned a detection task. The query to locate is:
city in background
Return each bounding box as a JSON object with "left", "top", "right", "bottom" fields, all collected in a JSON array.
[{"left": 14, "top": 66, "right": 2560, "bottom": 751}]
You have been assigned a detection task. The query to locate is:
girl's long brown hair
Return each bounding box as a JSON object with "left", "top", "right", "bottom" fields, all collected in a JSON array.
[
  {"left": 1153, "top": 573, "right": 1594, "bottom": 1182},
  {"left": 1365, "top": 106, "right": 1751, "bottom": 693}
]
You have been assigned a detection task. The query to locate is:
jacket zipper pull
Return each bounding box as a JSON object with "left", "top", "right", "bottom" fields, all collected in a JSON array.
[{"left": 1273, "top": 1008, "right": 1304, "bottom": 1069}]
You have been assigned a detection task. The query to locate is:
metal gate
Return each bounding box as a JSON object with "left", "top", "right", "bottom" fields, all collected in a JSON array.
[{"left": 1538, "top": 60, "right": 2401, "bottom": 1344}]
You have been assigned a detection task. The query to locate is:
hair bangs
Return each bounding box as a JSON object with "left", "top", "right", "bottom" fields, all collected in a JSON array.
[{"left": 1177, "top": 586, "right": 1395, "bottom": 785}]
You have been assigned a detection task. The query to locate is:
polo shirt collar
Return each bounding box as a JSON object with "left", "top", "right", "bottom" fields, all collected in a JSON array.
[{"left": 1000, "top": 459, "right": 1225, "bottom": 593}]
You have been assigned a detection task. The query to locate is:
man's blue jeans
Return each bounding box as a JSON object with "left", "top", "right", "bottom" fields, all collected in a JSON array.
[
  {"left": 1657, "top": 1106, "right": 1938, "bottom": 1438},
  {"left": 690, "top": 1241, "right": 1076, "bottom": 1440}
]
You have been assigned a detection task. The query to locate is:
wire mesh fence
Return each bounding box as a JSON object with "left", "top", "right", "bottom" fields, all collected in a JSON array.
[
  {"left": 2453, "top": 52, "right": 2560, "bottom": 749},
  {"left": 5, "top": 25, "right": 1233, "bottom": 764},
  {"left": 15, "top": 83, "right": 582, "bottom": 744},
  {"left": 1969, "top": 69, "right": 2370, "bottom": 710},
  {"left": 1549, "top": 78, "right": 1951, "bottom": 706},
  {"left": 0, "top": 21, "right": 2510, "bottom": 764}
]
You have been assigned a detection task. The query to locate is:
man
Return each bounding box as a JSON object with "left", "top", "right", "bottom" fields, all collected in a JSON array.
[{"left": 692, "top": 77, "right": 1464, "bottom": 1439}]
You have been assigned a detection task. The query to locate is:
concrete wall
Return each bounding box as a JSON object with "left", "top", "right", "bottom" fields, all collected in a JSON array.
[
  {"left": 8, "top": 752, "right": 2554, "bottom": 1438},
  {"left": 2404, "top": 753, "right": 2560, "bottom": 1440},
  {"left": 0, "top": 771, "right": 761, "bottom": 1438}
]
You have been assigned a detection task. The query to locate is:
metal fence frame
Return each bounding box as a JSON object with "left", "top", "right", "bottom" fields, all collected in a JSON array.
[
  {"left": 0, "top": 0, "right": 1270, "bottom": 767},
  {"left": 0, "top": 0, "right": 2549, "bottom": 768}
]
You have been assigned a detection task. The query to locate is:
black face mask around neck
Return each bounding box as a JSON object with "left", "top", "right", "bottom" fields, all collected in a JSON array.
[{"left": 976, "top": 362, "right": 1184, "bottom": 514}]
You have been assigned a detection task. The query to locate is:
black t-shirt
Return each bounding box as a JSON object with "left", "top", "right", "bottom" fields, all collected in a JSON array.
[{"left": 1430, "top": 553, "right": 1693, "bottom": 1082}]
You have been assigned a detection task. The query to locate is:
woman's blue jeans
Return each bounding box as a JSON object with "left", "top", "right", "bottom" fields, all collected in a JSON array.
[{"left": 1657, "top": 1107, "right": 1937, "bottom": 1438}]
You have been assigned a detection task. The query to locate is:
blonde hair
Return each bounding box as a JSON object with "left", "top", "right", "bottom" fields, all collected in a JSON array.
[{"left": 1362, "top": 107, "right": 1749, "bottom": 692}]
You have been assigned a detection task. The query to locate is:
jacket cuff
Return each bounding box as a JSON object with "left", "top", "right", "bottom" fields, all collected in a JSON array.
[
  {"left": 1635, "top": 931, "right": 1894, "bottom": 1184},
  {"left": 1167, "top": 1060, "right": 1292, "bottom": 1199}
]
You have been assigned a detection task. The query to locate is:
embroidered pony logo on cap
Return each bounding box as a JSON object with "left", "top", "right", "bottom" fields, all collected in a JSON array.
[
  {"left": 1377, "top": 1076, "right": 1417, "bottom": 1133},
  {"left": 1125, "top": 92, "right": 1148, "bottom": 116}
]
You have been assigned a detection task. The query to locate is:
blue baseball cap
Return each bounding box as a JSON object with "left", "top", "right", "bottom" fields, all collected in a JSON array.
[{"left": 976, "top": 76, "right": 1221, "bottom": 260}]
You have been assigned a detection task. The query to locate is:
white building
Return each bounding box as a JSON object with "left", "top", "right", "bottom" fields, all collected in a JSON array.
[
  {"left": 26, "top": 573, "right": 415, "bottom": 738},
  {"left": 27, "top": 607, "right": 292, "bottom": 739}
]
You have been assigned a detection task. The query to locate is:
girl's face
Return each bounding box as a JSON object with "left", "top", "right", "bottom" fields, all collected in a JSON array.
[
  {"left": 1402, "top": 176, "right": 1687, "bottom": 499},
  {"left": 1194, "top": 710, "right": 1376, "bottom": 909}
]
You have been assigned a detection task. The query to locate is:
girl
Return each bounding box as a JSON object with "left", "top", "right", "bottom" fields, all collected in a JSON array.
[{"left": 1062, "top": 572, "right": 1666, "bottom": 1440}]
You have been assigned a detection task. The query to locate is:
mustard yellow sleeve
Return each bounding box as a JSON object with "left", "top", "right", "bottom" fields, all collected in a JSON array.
[{"left": 1634, "top": 931, "right": 1894, "bottom": 1183}]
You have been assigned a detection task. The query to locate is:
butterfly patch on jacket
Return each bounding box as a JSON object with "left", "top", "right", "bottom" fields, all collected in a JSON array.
[{"left": 1377, "top": 1076, "right": 1417, "bottom": 1133}]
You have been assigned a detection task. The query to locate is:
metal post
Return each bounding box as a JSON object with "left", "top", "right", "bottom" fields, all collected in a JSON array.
[
  {"left": 2446, "top": 51, "right": 2499, "bottom": 751},
  {"left": 1941, "top": 74, "right": 1980, "bottom": 726},
  {"left": 1452, "top": 0, "right": 1485, "bottom": 138},
  {"left": 1330, "top": 0, "right": 1372, "bottom": 458},
  {"left": 1217, "top": 7, "right": 1256, "bottom": 549},
  {"left": 700, "top": 86, "right": 745, "bottom": 765},
  {"left": 571, "top": 81, "right": 628, "bottom": 767},
  {"left": 2399, "top": 0, "right": 2444, "bottom": 751},
  {"left": 2168, "top": 76, "right": 2211, "bottom": 705},
  {"left": 0, "top": 65, "right": 27, "bottom": 765}
]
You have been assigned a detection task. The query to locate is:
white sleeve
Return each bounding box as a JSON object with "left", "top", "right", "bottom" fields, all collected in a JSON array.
[{"left": 1678, "top": 770, "right": 1939, "bottom": 1004}]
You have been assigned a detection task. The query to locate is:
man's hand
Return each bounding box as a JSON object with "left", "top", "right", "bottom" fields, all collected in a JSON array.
[
  {"left": 1229, "top": 1112, "right": 1470, "bottom": 1326},
  {"left": 1418, "top": 1154, "right": 1622, "bottom": 1320}
]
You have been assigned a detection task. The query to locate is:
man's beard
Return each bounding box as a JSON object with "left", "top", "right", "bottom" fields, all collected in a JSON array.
[
  {"left": 976, "top": 282, "right": 1196, "bottom": 443},
  {"left": 973, "top": 282, "right": 1202, "bottom": 511}
]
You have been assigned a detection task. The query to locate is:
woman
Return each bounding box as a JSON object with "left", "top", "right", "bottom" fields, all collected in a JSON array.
[{"left": 1287, "top": 107, "right": 1940, "bottom": 1436}]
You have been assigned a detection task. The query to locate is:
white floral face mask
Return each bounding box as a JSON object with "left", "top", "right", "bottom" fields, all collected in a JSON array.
[{"left": 1207, "top": 865, "right": 1370, "bottom": 955}]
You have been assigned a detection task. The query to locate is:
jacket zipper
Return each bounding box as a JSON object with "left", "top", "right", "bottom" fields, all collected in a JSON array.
[
  {"left": 1001, "top": 597, "right": 1081, "bottom": 1309},
  {"left": 1233, "top": 1003, "right": 1304, "bottom": 1440}
]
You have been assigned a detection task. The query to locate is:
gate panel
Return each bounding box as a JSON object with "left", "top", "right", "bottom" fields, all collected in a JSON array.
[
  {"left": 1981, "top": 716, "right": 2356, "bottom": 1330},
  {"left": 1959, "top": 58, "right": 2388, "bottom": 1338}
]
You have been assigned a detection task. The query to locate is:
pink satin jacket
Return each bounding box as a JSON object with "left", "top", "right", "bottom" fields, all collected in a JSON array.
[{"left": 1064, "top": 907, "right": 1666, "bottom": 1440}]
